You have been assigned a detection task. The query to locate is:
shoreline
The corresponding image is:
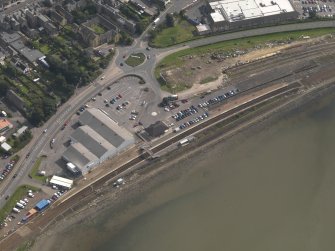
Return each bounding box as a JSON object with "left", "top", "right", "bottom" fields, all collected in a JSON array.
[{"left": 27, "top": 81, "right": 335, "bottom": 251}]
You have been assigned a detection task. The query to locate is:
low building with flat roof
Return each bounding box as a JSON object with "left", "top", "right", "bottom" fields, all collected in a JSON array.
[
  {"left": 49, "top": 175, "right": 73, "bottom": 189},
  {"left": 207, "top": 0, "right": 298, "bottom": 32},
  {"left": 1, "top": 142, "right": 11, "bottom": 152},
  {"left": 62, "top": 108, "right": 135, "bottom": 175},
  {"left": 13, "top": 125, "right": 28, "bottom": 137}
]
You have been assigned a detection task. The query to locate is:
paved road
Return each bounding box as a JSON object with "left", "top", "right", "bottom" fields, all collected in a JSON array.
[{"left": 0, "top": 19, "right": 335, "bottom": 208}]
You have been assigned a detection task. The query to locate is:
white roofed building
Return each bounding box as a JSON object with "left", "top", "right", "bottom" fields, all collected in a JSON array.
[
  {"left": 207, "top": 0, "right": 298, "bottom": 32},
  {"left": 62, "top": 108, "right": 135, "bottom": 175},
  {"left": 50, "top": 175, "right": 73, "bottom": 189}
]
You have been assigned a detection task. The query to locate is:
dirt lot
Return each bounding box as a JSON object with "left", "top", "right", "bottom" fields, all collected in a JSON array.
[{"left": 162, "top": 35, "right": 333, "bottom": 94}]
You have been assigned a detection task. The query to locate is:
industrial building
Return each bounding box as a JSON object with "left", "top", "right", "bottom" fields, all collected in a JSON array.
[
  {"left": 62, "top": 108, "right": 135, "bottom": 175},
  {"left": 207, "top": 0, "right": 298, "bottom": 32}
]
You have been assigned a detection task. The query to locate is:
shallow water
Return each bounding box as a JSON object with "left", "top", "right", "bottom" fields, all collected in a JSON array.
[{"left": 46, "top": 90, "right": 335, "bottom": 251}]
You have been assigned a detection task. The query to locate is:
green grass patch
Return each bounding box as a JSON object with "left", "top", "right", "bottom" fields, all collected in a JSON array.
[
  {"left": 161, "top": 82, "right": 190, "bottom": 93},
  {"left": 90, "top": 23, "right": 107, "bottom": 34},
  {"left": 11, "top": 155, "right": 20, "bottom": 162},
  {"left": 7, "top": 131, "right": 32, "bottom": 153},
  {"left": 39, "top": 44, "right": 51, "bottom": 54},
  {"left": 30, "top": 156, "right": 47, "bottom": 182},
  {"left": 156, "top": 27, "right": 335, "bottom": 71},
  {"left": 152, "top": 19, "right": 196, "bottom": 48},
  {"left": 125, "top": 53, "right": 146, "bottom": 67},
  {"left": 16, "top": 240, "right": 35, "bottom": 251},
  {"left": 0, "top": 185, "right": 40, "bottom": 222},
  {"left": 200, "top": 76, "right": 218, "bottom": 84}
]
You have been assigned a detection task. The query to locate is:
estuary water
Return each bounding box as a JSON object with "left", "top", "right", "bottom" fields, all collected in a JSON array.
[{"left": 43, "top": 89, "right": 335, "bottom": 251}]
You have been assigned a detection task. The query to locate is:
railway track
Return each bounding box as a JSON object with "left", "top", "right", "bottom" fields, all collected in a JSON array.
[{"left": 228, "top": 41, "right": 335, "bottom": 77}]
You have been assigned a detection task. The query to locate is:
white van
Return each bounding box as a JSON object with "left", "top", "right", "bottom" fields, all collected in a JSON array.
[
  {"left": 19, "top": 200, "right": 27, "bottom": 206},
  {"left": 16, "top": 202, "right": 24, "bottom": 209},
  {"left": 13, "top": 207, "right": 20, "bottom": 213}
]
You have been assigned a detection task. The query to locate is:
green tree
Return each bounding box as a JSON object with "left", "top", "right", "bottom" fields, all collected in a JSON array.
[
  {"left": 166, "top": 13, "right": 175, "bottom": 27},
  {"left": 0, "top": 79, "right": 9, "bottom": 97},
  {"left": 42, "top": 98, "right": 56, "bottom": 118},
  {"left": 30, "top": 107, "right": 44, "bottom": 126},
  {"left": 4, "top": 64, "right": 17, "bottom": 78}
]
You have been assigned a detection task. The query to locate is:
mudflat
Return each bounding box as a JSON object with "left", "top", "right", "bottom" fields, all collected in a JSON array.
[{"left": 28, "top": 84, "right": 335, "bottom": 251}]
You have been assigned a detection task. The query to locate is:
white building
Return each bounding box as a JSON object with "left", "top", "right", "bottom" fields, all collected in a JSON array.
[
  {"left": 62, "top": 108, "right": 135, "bottom": 175},
  {"left": 1, "top": 142, "right": 12, "bottom": 152},
  {"left": 207, "top": 0, "right": 298, "bottom": 32},
  {"left": 50, "top": 175, "right": 73, "bottom": 189}
]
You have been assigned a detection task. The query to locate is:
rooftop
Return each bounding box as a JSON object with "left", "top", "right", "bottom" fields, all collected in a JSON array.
[
  {"left": 209, "top": 0, "right": 296, "bottom": 23},
  {"left": 71, "top": 125, "right": 116, "bottom": 158},
  {"left": 0, "top": 32, "right": 21, "bottom": 44},
  {"left": 0, "top": 119, "right": 12, "bottom": 130},
  {"left": 50, "top": 175, "right": 73, "bottom": 189},
  {"left": 79, "top": 108, "right": 134, "bottom": 147},
  {"left": 63, "top": 142, "right": 98, "bottom": 171}
]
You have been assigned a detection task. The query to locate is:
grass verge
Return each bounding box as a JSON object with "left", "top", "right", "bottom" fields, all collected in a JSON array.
[
  {"left": 151, "top": 19, "right": 196, "bottom": 48},
  {"left": 156, "top": 27, "right": 335, "bottom": 71},
  {"left": 0, "top": 185, "right": 40, "bottom": 222},
  {"left": 16, "top": 240, "right": 35, "bottom": 251},
  {"left": 125, "top": 53, "right": 146, "bottom": 67},
  {"left": 200, "top": 76, "right": 219, "bottom": 84},
  {"left": 30, "top": 156, "right": 47, "bottom": 182}
]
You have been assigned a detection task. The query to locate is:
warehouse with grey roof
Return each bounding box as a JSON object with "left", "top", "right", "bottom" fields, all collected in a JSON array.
[
  {"left": 62, "top": 108, "right": 135, "bottom": 175},
  {"left": 207, "top": 0, "right": 298, "bottom": 32}
]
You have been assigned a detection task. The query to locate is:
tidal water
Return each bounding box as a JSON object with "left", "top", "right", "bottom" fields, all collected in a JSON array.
[{"left": 43, "top": 89, "right": 335, "bottom": 251}]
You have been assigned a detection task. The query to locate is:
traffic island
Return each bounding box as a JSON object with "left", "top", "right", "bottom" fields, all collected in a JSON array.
[{"left": 125, "top": 53, "right": 146, "bottom": 67}]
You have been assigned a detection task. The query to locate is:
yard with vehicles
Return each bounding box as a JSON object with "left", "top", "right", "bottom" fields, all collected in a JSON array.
[
  {"left": 155, "top": 28, "right": 335, "bottom": 93},
  {"left": 0, "top": 185, "right": 39, "bottom": 223},
  {"left": 40, "top": 75, "right": 160, "bottom": 177}
]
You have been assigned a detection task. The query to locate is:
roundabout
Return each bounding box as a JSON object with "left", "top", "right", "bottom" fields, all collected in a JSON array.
[{"left": 125, "top": 52, "right": 146, "bottom": 67}]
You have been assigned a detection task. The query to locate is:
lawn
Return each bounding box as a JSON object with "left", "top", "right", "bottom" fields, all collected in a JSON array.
[
  {"left": 90, "top": 23, "right": 106, "bottom": 34},
  {"left": 39, "top": 44, "right": 51, "bottom": 55},
  {"left": 152, "top": 19, "right": 196, "bottom": 48},
  {"left": 0, "top": 185, "right": 39, "bottom": 222},
  {"left": 30, "top": 156, "right": 47, "bottom": 182},
  {"left": 156, "top": 27, "right": 335, "bottom": 74},
  {"left": 125, "top": 53, "right": 146, "bottom": 67}
]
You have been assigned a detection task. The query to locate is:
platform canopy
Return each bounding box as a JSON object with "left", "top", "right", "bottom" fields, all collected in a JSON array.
[{"left": 50, "top": 175, "right": 73, "bottom": 189}]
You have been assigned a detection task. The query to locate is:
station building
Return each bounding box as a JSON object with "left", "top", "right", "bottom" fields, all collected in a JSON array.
[
  {"left": 207, "top": 0, "right": 298, "bottom": 32},
  {"left": 62, "top": 108, "right": 135, "bottom": 175}
]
